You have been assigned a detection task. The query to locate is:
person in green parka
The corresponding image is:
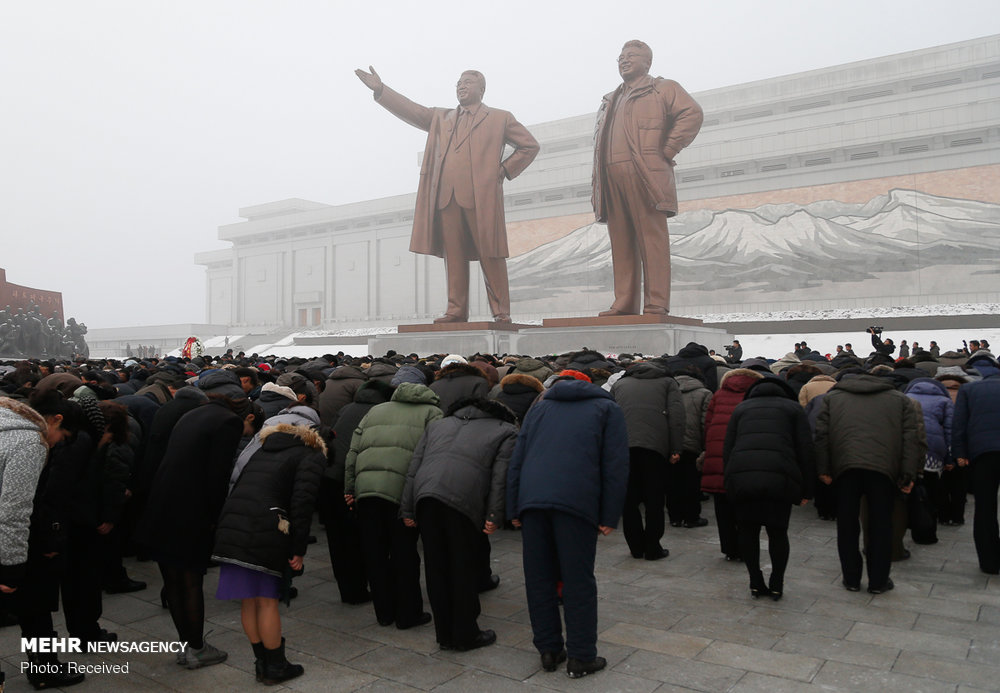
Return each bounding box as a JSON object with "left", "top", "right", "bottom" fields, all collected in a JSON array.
[{"left": 344, "top": 383, "right": 442, "bottom": 629}]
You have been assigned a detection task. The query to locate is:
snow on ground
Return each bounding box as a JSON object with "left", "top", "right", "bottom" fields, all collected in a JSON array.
[
  {"left": 241, "top": 344, "right": 372, "bottom": 359},
  {"left": 159, "top": 305, "right": 997, "bottom": 361},
  {"left": 200, "top": 335, "right": 243, "bottom": 348},
  {"left": 733, "top": 328, "right": 998, "bottom": 362},
  {"left": 689, "top": 303, "right": 1000, "bottom": 324}
]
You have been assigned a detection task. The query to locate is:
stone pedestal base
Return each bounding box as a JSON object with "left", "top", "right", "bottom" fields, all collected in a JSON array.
[
  {"left": 369, "top": 317, "right": 731, "bottom": 358},
  {"left": 371, "top": 321, "right": 525, "bottom": 356},
  {"left": 514, "top": 320, "right": 730, "bottom": 357},
  {"left": 541, "top": 314, "right": 704, "bottom": 328}
]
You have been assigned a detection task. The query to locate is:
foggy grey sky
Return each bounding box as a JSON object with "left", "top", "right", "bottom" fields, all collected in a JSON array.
[{"left": 3, "top": 1, "right": 997, "bottom": 330}]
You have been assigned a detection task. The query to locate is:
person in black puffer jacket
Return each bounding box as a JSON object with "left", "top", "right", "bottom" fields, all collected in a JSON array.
[
  {"left": 213, "top": 421, "right": 326, "bottom": 685},
  {"left": 723, "top": 379, "right": 815, "bottom": 600}
]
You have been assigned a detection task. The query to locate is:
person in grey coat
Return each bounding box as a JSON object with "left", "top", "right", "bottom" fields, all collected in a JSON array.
[
  {"left": 611, "top": 361, "right": 685, "bottom": 560},
  {"left": 400, "top": 398, "right": 517, "bottom": 652}
]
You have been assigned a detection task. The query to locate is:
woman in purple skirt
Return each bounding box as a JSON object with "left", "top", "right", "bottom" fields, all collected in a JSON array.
[{"left": 212, "top": 419, "right": 327, "bottom": 685}]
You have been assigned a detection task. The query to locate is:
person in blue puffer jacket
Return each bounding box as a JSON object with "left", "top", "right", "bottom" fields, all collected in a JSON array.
[
  {"left": 904, "top": 378, "right": 955, "bottom": 544},
  {"left": 952, "top": 364, "right": 1000, "bottom": 574},
  {"left": 506, "top": 373, "right": 628, "bottom": 679}
]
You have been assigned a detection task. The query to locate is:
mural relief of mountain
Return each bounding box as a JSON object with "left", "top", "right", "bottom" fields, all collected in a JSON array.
[{"left": 508, "top": 189, "right": 1000, "bottom": 311}]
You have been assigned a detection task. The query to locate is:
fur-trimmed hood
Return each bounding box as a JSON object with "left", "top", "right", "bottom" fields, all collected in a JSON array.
[
  {"left": 0, "top": 396, "right": 46, "bottom": 445},
  {"left": 500, "top": 372, "right": 544, "bottom": 392},
  {"left": 720, "top": 368, "right": 765, "bottom": 388},
  {"left": 258, "top": 422, "right": 328, "bottom": 456},
  {"left": 435, "top": 362, "right": 488, "bottom": 381}
]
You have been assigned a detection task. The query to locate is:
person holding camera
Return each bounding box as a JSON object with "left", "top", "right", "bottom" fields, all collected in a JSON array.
[
  {"left": 868, "top": 327, "right": 895, "bottom": 359},
  {"left": 725, "top": 341, "right": 742, "bottom": 365}
]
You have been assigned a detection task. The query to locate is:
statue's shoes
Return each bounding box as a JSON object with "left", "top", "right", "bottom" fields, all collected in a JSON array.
[
  {"left": 433, "top": 314, "right": 467, "bottom": 323},
  {"left": 598, "top": 309, "right": 637, "bottom": 317}
]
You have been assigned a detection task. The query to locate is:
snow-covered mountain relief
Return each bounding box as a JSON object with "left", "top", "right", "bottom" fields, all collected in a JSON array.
[{"left": 507, "top": 189, "right": 1000, "bottom": 300}]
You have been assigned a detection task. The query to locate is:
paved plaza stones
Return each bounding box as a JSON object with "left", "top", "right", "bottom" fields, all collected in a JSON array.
[{"left": 2, "top": 499, "right": 998, "bottom": 692}]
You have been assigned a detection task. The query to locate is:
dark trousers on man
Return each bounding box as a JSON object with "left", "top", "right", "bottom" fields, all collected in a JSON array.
[
  {"left": 835, "top": 468, "right": 895, "bottom": 589},
  {"left": 416, "top": 499, "right": 482, "bottom": 648},
  {"left": 319, "top": 477, "right": 369, "bottom": 603},
  {"left": 438, "top": 200, "right": 510, "bottom": 320},
  {"left": 603, "top": 161, "right": 671, "bottom": 314},
  {"left": 813, "top": 478, "right": 837, "bottom": 520},
  {"left": 622, "top": 447, "right": 666, "bottom": 558},
  {"left": 665, "top": 450, "right": 702, "bottom": 524},
  {"left": 520, "top": 509, "right": 598, "bottom": 662},
  {"left": 939, "top": 465, "right": 968, "bottom": 525},
  {"left": 970, "top": 454, "right": 1000, "bottom": 573},
  {"left": 62, "top": 524, "right": 104, "bottom": 640},
  {"left": 356, "top": 497, "right": 424, "bottom": 626}
]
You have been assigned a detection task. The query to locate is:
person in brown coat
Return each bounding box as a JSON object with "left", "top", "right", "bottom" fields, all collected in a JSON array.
[
  {"left": 355, "top": 66, "right": 539, "bottom": 323},
  {"left": 592, "top": 40, "right": 703, "bottom": 316}
]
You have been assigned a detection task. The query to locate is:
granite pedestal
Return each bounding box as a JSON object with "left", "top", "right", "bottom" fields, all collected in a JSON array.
[
  {"left": 517, "top": 315, "right": 732, "bottom": 356},
  {"left": 370, "top": 320, "right": 526, "bottom": 356},
  {"left": 368, "top": 316, "right": 732, "bottom": 357}
]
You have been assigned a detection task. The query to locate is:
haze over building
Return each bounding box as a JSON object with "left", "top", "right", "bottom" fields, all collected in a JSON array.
[{"left": 91, "top": 35, "right": 1000, "bottom": 356}]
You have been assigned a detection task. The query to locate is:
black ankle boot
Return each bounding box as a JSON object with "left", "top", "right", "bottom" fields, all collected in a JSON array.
[
  {"left": 26, "top": 652, "right": 85, "bottom": 690},
  {"left": 261, "top": 638, "right": 304, "bottom": 685},
  {"left": 251, "top": 641, "right": 266, "bottom": 682}
]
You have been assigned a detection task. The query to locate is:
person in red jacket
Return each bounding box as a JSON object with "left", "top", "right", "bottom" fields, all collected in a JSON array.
[{"left": 701, "top": 369, "right": 764, "bottom": 560}]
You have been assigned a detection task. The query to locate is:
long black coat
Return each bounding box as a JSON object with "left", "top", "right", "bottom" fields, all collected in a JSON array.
[
  {"left": 133, "top": 387, "right": 207, "bottom": 496},
  {"left": 723, "top": 379, "right": 816, "bottom": 505},
  {"left": 213, "top": 423, "right": 327, "bottom": 576},
  {"left": 135, "top": 399, "right": 244, "bottom": 568},
  {"left": 327, "top": 380, "right": 395, "bottom": 483}
]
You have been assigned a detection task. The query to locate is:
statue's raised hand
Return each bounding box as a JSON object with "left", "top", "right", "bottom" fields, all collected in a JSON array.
[{"left": 355, "top": 66, "right": 383, "bottom": 96}]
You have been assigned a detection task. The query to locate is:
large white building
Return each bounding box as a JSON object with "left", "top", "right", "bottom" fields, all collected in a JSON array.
[{"left": 196, "top": 35, "right": 1000, "bottom": 330}]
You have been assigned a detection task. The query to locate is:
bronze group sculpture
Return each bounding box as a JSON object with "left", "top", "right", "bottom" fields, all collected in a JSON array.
[
  {"left": 356, "top": 67, "right": 539, "bottom": 323},
  {"left": 0, "top": 304, "right": 88, "bottom": 358},
  {"left": 592, "top": 40, "right": 703, "bottom": 316}
]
